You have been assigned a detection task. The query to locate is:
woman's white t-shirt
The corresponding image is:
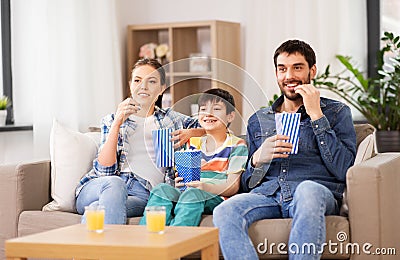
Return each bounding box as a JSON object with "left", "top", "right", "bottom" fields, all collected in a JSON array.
[{"left": 121, "top": 115, "right": 165, "bottom": 189}]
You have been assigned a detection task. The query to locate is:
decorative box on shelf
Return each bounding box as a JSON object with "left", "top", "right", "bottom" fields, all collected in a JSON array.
[{"left": 189, "top": 53, "right": 210, "bottom": 72}]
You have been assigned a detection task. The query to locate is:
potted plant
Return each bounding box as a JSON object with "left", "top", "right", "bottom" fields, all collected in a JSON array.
[
  {"left": 0, "top": 95, "right": 9, "bottom": 126},
  {"left": 313, "top": 32, "right": 400, "bottom": 152}
]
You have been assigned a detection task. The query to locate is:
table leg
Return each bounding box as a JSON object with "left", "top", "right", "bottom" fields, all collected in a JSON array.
[{"left": 201, "top": 242, "right": 219, "bottom": 260}]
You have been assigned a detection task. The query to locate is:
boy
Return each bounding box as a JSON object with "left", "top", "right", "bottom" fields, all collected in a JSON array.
[{"left": 140, "top": 88, "right": 248, "bottom": 226}]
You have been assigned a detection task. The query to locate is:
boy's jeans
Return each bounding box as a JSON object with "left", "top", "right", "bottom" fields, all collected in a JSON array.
[
  {"left": 213, "top": 180, "right": 339, "bottom": 260},
  {"left": 76, "top": 175, "right": 149, "bottom": 224}
]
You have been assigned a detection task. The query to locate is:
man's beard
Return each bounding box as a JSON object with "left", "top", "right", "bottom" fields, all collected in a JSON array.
[{"left": 281, "top": 73, "right": 311, "bottom": 101}]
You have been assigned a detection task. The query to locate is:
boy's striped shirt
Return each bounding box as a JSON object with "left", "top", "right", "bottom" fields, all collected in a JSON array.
[{"left": 189, "top": 134, "right": 248, "bottom": 185}]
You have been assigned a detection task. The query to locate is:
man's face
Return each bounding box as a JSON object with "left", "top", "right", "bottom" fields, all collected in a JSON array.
[{"left": 276, "top": 52, "right": 316, "bottom": 101}]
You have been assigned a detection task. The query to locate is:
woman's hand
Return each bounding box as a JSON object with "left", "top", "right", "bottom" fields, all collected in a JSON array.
[
  {"left": 170, "top": 128, "right": 205, "bottom": 148},
  {"left": 114, "top": 98, "right": 141, "bottom": 126}
]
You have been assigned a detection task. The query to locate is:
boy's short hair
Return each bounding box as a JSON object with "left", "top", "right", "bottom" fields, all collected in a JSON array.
[{"left": 198, "top": 88, "right": 236, "bottom": 114}]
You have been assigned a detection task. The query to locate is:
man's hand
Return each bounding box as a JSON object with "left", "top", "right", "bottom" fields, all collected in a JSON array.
[
  {"left": 170, "top": 128, "right": 205, "bottom": 148},
  {"left": 251, "top": 135, "right": 293, "bottom": 167},
  {"left": 294, "top": 84, "right": 323, "bottom": 121}
]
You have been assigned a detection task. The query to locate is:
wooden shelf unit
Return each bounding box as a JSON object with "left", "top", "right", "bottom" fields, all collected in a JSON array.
[{"left": 126, "top": 20, "right": 242, "bottom": 133}]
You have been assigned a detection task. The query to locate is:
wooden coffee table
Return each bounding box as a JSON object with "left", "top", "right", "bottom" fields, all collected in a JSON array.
[{"left": 5, "top": 224, "right": 219, "bottom": 259}]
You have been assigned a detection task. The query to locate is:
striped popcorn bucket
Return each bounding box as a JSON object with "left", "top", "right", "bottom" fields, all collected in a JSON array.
[
  {"left": 152, "top": 128, "right": 174, "bottom": 167},
  {"left": 275, "top": 113, "right": 301, "bottom": 154},
  {"left": 174, "top": 150, "right": 202, "bottom": 191}
]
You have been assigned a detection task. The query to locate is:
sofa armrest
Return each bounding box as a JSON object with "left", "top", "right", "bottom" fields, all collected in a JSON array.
[
  {"left": 347, "top": 153, "right": 400, "bottom": 258},
  {"left": 0, "top": 160, "right": 50, "bottom": 244}
]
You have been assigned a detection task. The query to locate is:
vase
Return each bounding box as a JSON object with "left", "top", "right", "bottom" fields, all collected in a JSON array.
[
  {"left": 375, "top": 130, "right": 400, "bottom": 153},
  {"left": 0, "top": 110, "right": 7, "bottom": 126}
]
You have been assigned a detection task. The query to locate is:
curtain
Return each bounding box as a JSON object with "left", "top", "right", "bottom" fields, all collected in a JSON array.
[{"left": 12, "top": 0, "right": 123, "bottom": 159}]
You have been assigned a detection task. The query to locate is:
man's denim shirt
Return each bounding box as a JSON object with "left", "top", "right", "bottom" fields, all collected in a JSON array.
[{"left": 241, "top": 95, "right": 356, "bottom": 201}]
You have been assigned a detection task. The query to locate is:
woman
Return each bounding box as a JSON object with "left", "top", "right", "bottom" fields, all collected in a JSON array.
[{"left": 75, "top": 58, "right": 203, "bottom": 224}]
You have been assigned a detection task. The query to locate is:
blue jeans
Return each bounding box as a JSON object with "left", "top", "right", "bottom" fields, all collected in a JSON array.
[
  {"left": 139, "top": 183, "right": 223, "bottom": 226},
  {"left": 76, "top": 175, "right": 150, "bottom": 224},
  {"left": 213, "top": 180, "right": 339, "bottom": 260}
]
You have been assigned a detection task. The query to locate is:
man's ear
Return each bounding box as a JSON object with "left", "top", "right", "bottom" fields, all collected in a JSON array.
[{"left": 310, "top": 64, "right": 317, "bottom": 79}]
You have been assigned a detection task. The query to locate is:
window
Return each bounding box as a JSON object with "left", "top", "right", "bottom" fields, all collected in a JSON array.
[
  {"left": 367, "top": 0, "right": 400, "bottom": 78},
  {"left": 381, "top": 0, "right": 400, "bottom": 35},
  {"left": 1, "top": 0, "right": 13, "bottom": 125}
]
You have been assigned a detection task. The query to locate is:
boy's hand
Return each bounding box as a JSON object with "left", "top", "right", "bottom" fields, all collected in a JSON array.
[
  {"left": 185, "top": 181, "right": 204, "bottom": 190},
  {"left": 174, "top": 172, "right": 184, "bottom": 188}
]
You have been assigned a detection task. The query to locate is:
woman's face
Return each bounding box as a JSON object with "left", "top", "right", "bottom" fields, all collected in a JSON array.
[{"left": 130, "top": 65, "right": 165, "bottom": 107}]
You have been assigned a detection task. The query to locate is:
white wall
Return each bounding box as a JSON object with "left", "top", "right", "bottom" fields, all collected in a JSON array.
[
  {"left": 115, "top": 0, "right": 245, "bottom": 94},
  {"left": 116, "top": 0, "right": 367, "bottom": 129},
  {"left": 2, "top": 0, "right": 368, "bottom": 164},
  {"left": 0, "top": 131, "right": 33, "bottom": 164}
]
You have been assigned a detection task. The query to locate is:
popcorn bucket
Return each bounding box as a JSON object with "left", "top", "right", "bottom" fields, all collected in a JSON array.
[
  {"left": 275, "top": 113, "right": 301, "bottom": 154},
  {"left": 174, "top": 150, "right": 202, "bottom": 191},
  {"left": 152, "top": 128, "right": 174, "bottom": 167}
]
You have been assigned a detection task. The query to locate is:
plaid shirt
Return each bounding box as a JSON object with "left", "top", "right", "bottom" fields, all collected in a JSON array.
[{"left": 76, "top": 107, "right": 199, "bottom": 196}]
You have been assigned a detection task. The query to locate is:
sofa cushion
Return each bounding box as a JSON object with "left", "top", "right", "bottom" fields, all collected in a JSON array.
[
  {"left": 42, "top": 119, "right": 100, "bottom": 213},
  {"left": 18, "top": 211, "right": 82, "bottom": 237},
  {"left": 340, "top": 124, "right": 376, "bottom": 216},
  {"left": 183, "top": 215, "right": 350, "bottom": 259},
  {"left": 354, "top": 123, "right": 375, "bottom": 149},
  {"left": 18, "top": 211, "right": 141, "bottom": 237}
]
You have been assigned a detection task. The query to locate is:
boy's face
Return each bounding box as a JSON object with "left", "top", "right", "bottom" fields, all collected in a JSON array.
[{"left": 198, "top": 100, "right": 234, "bottom": 131}]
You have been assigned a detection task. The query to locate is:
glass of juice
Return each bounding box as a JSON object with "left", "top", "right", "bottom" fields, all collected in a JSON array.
[
  {"left": 145, "top": 206, "right": 166, "bottom": 234},
  {"left": 85, "top": 205, "right": 105, "bottom": 233}
]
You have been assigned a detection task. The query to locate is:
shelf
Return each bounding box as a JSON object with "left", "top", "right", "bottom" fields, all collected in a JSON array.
[{"left": 126, "top": 20, "right": 242, "bottom": 133}]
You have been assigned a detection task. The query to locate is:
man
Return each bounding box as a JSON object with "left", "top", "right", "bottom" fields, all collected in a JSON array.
[{"left": 213, "top": 40, "right": 356, "bottom": 260}]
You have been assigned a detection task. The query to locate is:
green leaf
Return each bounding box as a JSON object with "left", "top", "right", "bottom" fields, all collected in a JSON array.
[
  {"left": 336, "top": 55, "right": 369, "bottom": 88},
  {"left": 314, "top": 31, "right": 400, "bottom": 131}
]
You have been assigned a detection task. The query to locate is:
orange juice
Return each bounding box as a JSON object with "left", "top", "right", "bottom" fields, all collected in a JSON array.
[
  {"left": 146, "top": 207, "right": 166, "bottom": 234},
  {"left": 85, "top": 206, "right": 105, "bottom": 233}
]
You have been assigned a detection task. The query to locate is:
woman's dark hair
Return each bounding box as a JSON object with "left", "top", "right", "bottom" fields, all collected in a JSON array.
[
  {"left": 198, "top": 88, "right": 236, "bottom": 114},
  {"left": 132, "top": 58, "right": 166, "bottom": 107},
  {"left": 273, "top": 40, "right": 316, "bottom": 69}
]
